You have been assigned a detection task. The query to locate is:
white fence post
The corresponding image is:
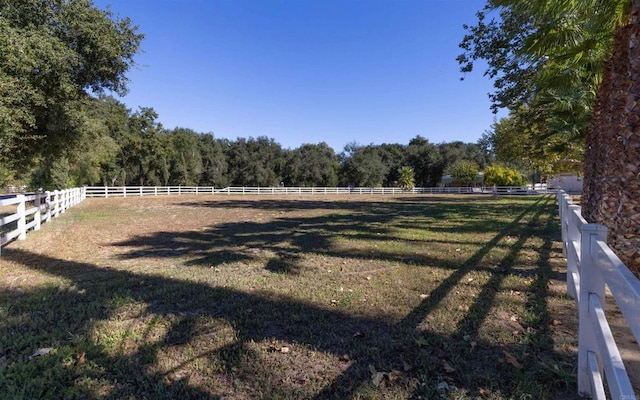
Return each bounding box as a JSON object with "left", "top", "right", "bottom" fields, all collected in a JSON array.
[
  {"left": 34, "top": 192, "right": 42, "bottom": 231},
  {"left": 577, "top": 223, "right": 608, "bottom": 397},
  {"left": 45, "top": 191, "right": 52, "bottom": 223},
  {"left": 566, "top": 205, "right": 582, "bottom": 300},
  {"left": 53, "top": 190, "right": 60, "bottom": 217},
  {"left": 16, "top": 194, "right": 26, "bottom": 240}
]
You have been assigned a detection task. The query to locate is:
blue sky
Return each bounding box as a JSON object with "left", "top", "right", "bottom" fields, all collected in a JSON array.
[{"left": 95, "top": 0, "right": 501, "bottom": 151}]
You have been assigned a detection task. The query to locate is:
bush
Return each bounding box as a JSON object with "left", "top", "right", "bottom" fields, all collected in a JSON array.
[
  {"left": 448, "top": 160, "right": 479, "bottom": 186},
  {"left": 484, "top": 165, "right": 528, "bottom": 186}
]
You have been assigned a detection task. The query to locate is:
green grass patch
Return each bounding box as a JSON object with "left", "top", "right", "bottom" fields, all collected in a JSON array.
[{"left": 0, "top": 195, "right": 577, "bottom": 399}]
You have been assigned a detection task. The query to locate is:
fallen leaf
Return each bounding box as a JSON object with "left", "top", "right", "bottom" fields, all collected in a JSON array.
[
  {"left": 75, "top": 352, "right": 85, "bottom": 365},
  {"left": 340, "top": 354, "right": 350, "bottom": 362},
  {"left": 372, "top": 371, "right": 385, "bottom": 387},
  {"left": 419, "top": 294, "right": 428, "bottom": 299},
  {"left": 510, "top": 315, "right": 518, "bottom": 322},
  {"left": 280, "top": 346, "right": 290, "bottom": 353},
  {"left": 387, "top": 370, "right": 402, "bottom": 381},
  {"left": 479, "top": 387, "right": 491, "bottom": 396},
  {"left": 442, "top": 360, "right": 456, "bottom": 373},
  {"left": 29, "top": 347, "right": 53, "bottom": 360},
  {"left": 552, "top": 319, "right": 562, "bottom": 326},
  {"left": 503, "top": 351, "right": 522, "bottom": 368}
]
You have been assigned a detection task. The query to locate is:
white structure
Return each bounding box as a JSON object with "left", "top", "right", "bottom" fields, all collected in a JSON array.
[
  {"left": 549, "top": 174, "right": 583, "bottom": 194},
  {"left": 558, "top": 190, "right": 640, "bottom": 399}
]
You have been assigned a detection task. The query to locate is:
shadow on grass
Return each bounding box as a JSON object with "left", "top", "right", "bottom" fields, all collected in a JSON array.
[
  {"left": 0, "top": 196, "right": 578, "bottom": 399},
  {"left": 112, "top": 196, "right": 541, "bottom": 273}
]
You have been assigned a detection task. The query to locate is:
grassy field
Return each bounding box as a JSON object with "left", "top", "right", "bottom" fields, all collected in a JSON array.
[{"left": 0, "top": 194, "right": 578, "bottom": 399}]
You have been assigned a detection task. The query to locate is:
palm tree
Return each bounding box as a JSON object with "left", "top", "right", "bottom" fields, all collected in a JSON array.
[
  {"left": 486, "top": 0, "right": 640, "bottom": 273},
  {"left": 397, "top": 166, "right": 416, "bottom": 191},
  {"left": 582, "top": 0, "right": 640, "bottom": 274}
]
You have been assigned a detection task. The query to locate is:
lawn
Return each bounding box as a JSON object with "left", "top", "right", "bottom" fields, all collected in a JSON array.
[{"left": 0, "top": 194, "right": 578, "bottom": 399}]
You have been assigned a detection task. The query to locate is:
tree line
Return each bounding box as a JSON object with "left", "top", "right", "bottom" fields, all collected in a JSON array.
[{"left": 4, "top": 95, "right": 500, "bottom": 189}]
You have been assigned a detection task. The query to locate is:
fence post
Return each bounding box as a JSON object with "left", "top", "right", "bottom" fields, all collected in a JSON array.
[
  {"left": 34, "top": 192, "right": 42, "bottom": 231},
  {"left": 577, "top": 223, "right": 608, "bottom": 396},
  {"left": 559, "top": 191, "right": 572, "bottom": 257},
  {"left": 51, "top": 190, "right": 58, "bottom": 217},
  {"left": 44, "top": 191, "right": 52, "bottom": 223},
  {"left": 566, "top": 205, "right": 581, "bottom": 299},
  {"left": 16, "top": 194, "right": 26, "bottom": 240}
]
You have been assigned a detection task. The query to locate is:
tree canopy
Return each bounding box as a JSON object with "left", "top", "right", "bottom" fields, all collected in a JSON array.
[
  {"left": 0, "top": 0, "right": 143, "bottom": 174},
  {"left": 459, "top": 0, "right": 629, "bottom": 173}
]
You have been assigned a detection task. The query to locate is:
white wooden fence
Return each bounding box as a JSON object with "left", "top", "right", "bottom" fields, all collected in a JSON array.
[
  {"left": 84, "top": 185, "right": 553, "bottom": 198},
  {"left": 0, "top": 188, "right": 85, "bottom": 255},
  {"left": 558, "top": 190, "right": 640, "bottom": 399}
]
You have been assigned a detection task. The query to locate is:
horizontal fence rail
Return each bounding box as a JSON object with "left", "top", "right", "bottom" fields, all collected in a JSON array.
[
  {"left": 0, "top": 188, "right": 85, "bottom": 255},
  {"left": 85, "top": 185, "right": 554, "bottom": 198},
  {"left": 558, "top": 190, "right": 640, "bottom": 399}
]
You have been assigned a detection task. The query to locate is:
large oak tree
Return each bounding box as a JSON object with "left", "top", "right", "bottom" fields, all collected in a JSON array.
[{"left": 0, "top": 0, "right": 143, "bottom": 174}]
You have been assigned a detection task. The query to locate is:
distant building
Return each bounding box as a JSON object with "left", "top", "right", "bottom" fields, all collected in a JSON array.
[
  {"left": 548, "top": 173, "right": 583, "bottom": 194},
  {"left": 441, "top": 172, "right": 484, "bottom": 186}
]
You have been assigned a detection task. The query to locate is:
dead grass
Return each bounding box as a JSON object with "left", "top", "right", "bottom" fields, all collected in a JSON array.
[{"left": 0, "top": 194, "right": 579, "bottom": 399}]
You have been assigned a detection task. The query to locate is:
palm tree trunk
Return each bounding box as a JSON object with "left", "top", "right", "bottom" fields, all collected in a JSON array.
[{"left": 583, "top": 0, "right": 640, "bottom": 275}]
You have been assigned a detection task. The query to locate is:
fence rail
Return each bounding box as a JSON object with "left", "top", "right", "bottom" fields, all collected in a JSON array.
[
  {"left": 84, "top": 185, "right": 554, "bottom": 198},
  {"left": 558, "top": 190, "right": 640, "bottom": 399},
  {"left": 0, "top": 188, "right": 85, "bottom": 255}
]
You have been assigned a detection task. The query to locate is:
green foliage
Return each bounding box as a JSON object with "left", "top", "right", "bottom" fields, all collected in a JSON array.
[
  {"left": 397, "top": 166, "right": 415, "bottom": 190},
  {"left": 0, "top": 0, "right": 143, "bottom": 174},
  {"left": 484, "top": 165, "right": 528, "bottom": 186},
  {"left": 339, "top": 144, "right": 388, "bottom": 187},
  {"left": 227, "top": 137, "right": 284, "bottom": 186},
  {"left": 198, "top": 134, "right": 229, "bottom": 187},
  {"left": 283, "top": 142, "right": 338, "bottom": 187},
  {"left": 168, "top": 128, "right": 203, "bottom": 186},
  {"left": 459, "top": 0, "right": 629, "bottom": 169},
  {"left": 448, "top": 160, "right": 479, "bottom": 186},
  {"left": 405, "top": 136, "right": 442, "bottom": 187}
]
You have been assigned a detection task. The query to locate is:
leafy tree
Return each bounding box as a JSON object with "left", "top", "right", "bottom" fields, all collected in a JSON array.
[
  {"left": 167, "top": 128, "right": 203, "bottom": 186},
  {"left": 339, "top": 144, "right": 388, "bottom": 187},
  {"left": 283, "top": 142, "right": 338, "bottom": 186},
  {"left": 448, "top": 160, "right": 479, "bottom": 186},
  {"left": 483, "top": 165, "right": 527, "bottom": 187},
  {"left": 397, "top": 166, "right": 415, "bottom": 190},
  {"left": 405, "top": 136, "right": 442, "bottom": 187},
  {"left": 377, "top": 143, "right": 406, "bottom": 186},
  {"left": 0, "top": 0, "right": 143, "bottom": 181},
  {"left": 198, "top": 134, "right": 229, "bottom": 187},
  {"left": 227, "top": 137, "right": 284, "bottom": 186},
  {"left": 121, "top": 107, "right": 171, "bottom": 186},
  {"left": 458, "top": 1, "right": 622, "bottom": 168}
]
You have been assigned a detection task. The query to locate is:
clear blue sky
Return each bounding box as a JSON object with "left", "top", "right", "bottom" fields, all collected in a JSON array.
[{"left": 95, "top": 0, "right": 500, "bottom": 151}]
